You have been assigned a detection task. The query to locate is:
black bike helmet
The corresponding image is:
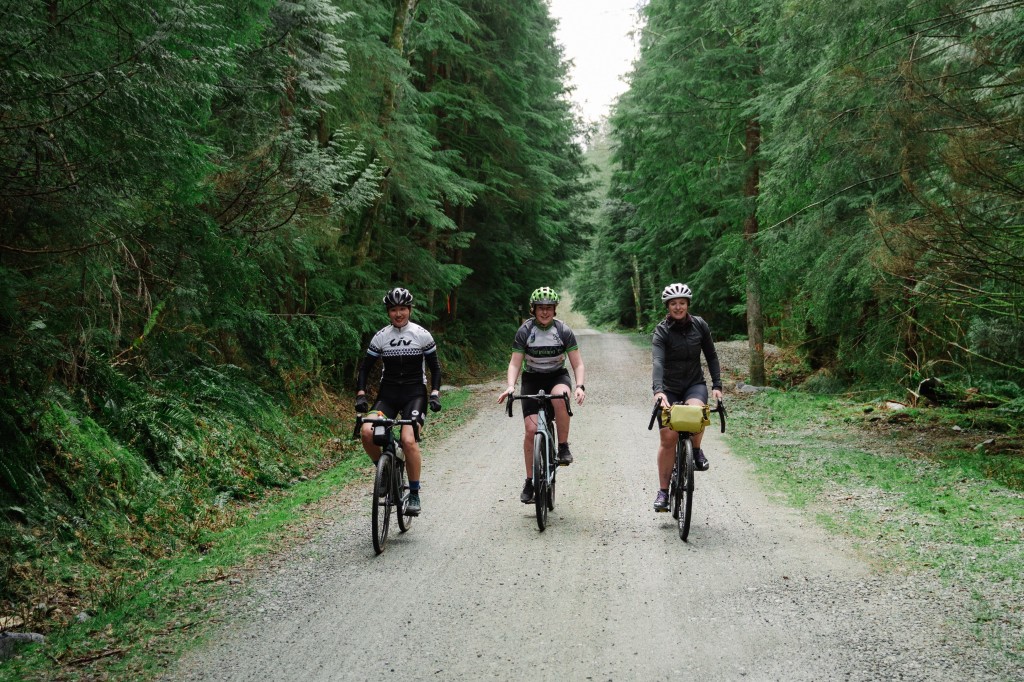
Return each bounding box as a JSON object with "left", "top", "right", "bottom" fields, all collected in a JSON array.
[{"left": 383, "top": 287, "right": 414, "bottom": 309}]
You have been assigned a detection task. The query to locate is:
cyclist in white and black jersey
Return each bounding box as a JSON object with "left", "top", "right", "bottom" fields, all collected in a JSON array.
[
  {"left": 497, "top": 286, "right": 586, "bottom": 504},
  {"left": 356, "top": 287, "right": 442, "bottom": 516}
]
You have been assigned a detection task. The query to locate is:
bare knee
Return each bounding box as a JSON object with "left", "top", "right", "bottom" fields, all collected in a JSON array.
[{"left": 400, "top": 428, "right": 419, "bottom": 452}]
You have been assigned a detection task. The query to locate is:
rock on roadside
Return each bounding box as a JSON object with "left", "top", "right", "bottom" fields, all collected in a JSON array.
[{"left": 0, "top": 632, "right": 45, "bottom": 660}]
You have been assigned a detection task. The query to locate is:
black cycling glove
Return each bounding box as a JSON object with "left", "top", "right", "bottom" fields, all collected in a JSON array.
[
  {"left": 429, "top": 394, "right": 442, "bottom": 412},
  {"left": 355, "top": 396, "right": 369, "bottom": 413}
]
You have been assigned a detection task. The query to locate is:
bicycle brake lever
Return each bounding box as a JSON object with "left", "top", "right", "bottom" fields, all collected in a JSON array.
[
  {"left": 647, "top": 401, "right": 661, "bottom": 431},
  {"left": 563, "top": 392, "right": 573, "bottom": 418},
  {"left": 505, "top": 393, "right": 514, "bottom": 418}
]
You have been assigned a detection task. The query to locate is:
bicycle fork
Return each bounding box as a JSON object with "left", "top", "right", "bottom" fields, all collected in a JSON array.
[{"left": 392, "top": 445, "right": 409, "bottom": 509}]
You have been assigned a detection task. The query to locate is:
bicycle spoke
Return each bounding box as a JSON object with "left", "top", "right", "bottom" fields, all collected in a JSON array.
[
  {"left": 533, "top": 434, "right": 547, "bottom": 531},
  {"left": 679, "top": 439, "right": 694, "bottom": 542},
  {"left": 396, "top": 457, "right": 412, "bottom": 533},
  {"left": 372, "top": 454, "right": 393, "bottom": 554}
]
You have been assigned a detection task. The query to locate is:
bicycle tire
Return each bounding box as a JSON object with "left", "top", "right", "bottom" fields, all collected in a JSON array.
[
  {"left": 670, "top": 435, "right": 683, "bottom": 520},
  {"left": 372, "top": 453, "right": 393, "bottom": 554},
  {"left": 396, "top": 456, "right": 412, "bottom": 533},
  {"left": 533, "top": 433, "right": 548, "bottom": 531},
  {"left": 547, "top": 463, "right": 556, "bottom": 511},
  {"left": 546, "top": 419, "right": 556, "bottom": 511},
  {"left": 679, "top": 438, "right": 694, "bottom": 542}
]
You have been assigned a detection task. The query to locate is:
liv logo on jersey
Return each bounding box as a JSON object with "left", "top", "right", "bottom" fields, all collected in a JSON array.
[{"left": 389, "top": 338, "right": 413, "bottom": 347}]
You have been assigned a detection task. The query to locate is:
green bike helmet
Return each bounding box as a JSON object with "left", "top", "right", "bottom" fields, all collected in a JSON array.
[{"left": 529, "top": 286, "right": 560, "bottom": 308}]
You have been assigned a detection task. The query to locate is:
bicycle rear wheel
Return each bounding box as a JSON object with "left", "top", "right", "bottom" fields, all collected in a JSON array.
[
  {"left": 372, "top": 454, "right": 393, "bottom": 554},
  {"left": 396, "top": 457, "right": 412, "bottom": 533},
  {"left": 532, "top": 434, "right": 548, "bottom": 531},
  {"left": 679, "top": 438, "right": 694, "bottom": 542}
]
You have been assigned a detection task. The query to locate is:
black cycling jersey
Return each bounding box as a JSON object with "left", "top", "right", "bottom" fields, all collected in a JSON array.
[
  {"left": 357, "top": 321, "right": 442, "bottom": 392},
  {"left": 651, "top": 314, "right": 721, "bottom": 395}
]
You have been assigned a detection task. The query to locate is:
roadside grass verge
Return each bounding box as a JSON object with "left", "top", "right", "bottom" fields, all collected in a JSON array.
[
  {"left": 0, "top": 388, "right": 476, "bottom": 682},
  {"left": 726, "top": 390, "right": 1023, "bottom": 663}
]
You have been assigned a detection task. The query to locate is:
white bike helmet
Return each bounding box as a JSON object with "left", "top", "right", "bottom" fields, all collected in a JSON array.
[{"left": 661, "top": 282, "right": 692, "bottom": 304}]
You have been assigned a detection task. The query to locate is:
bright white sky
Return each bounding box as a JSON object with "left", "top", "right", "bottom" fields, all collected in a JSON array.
[{"left": 547, "top": 0, "right": 643, "bottom": 125}]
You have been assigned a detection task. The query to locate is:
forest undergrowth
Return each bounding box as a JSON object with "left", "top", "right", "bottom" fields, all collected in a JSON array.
[
  {"left": 0, "top": 381, "right": 482, "bottom": 682},
  {"left": 722, "top": 358, "right": 1023, "bottom": 666}
]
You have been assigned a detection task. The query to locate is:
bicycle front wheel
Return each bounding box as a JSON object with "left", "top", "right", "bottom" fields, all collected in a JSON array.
[
  {"left": 547, "top": 460, "right": 556, "bottom": 511},
  {"left": 396, "top": 457, "right": 412, "bottom": 533},
  {"left": 532, "top": 434, "right": 548, "bottom": 531},
  {"left": 372, "top": 454, "right": 393, "bottom": 554},
  {"left": 679, "top": 438, "right": 695, "bottom": 542},
  {"left": 670, "top": 436, "right": 683, "bottom": 520},
  {"left": 546, "top": 420, "right": 556, "bottom": 511}
]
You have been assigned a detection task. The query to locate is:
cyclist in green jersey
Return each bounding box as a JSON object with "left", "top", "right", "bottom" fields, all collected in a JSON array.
[{"left": 497, "top": 287, "right": 586, "bottom": 504}]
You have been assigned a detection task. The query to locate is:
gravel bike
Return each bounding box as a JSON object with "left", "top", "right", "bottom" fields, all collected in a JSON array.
[
  {"left": 648, "top": 398, "right": 727, "bottom": 541},
  {"left": 506, "top": 390, "right": 573, "bottom": 531},
  {"left": 354, "top": 413, "right": 418, "bottom": 554}
]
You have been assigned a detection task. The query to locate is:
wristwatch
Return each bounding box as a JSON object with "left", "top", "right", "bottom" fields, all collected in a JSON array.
[{"left": 577, "top": 385, "right": 586, "bottom": 392}]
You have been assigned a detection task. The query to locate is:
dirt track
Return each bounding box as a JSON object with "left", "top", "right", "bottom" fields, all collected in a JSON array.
[{"left": 168, "top": 330, "right": 1005, "bottom": 681}]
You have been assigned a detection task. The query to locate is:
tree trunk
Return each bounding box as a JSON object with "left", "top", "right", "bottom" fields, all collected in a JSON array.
[
  {"left": 630, "top": 254, "right": 642, "bottom": 330},
  {"left": 744, "top": 116, "right": 766, "bottom": 385},
  {"left": 353, "top": 0, "right": 419, "bottom": 265}
]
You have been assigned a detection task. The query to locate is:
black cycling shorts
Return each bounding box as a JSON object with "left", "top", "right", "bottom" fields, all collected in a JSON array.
[
  {"left": 663, "top": 383, "right": 708, "bottom": 406},
  {"left": 520, "top": 369, "right": 572, "bottom": 418},
  {"left": 372, "top": 384, "right": 427, "bottom": 438}
]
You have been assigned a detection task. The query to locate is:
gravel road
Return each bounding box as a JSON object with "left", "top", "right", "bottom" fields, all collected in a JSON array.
[{"left": 168, "top": 330, "right": 1010, "bottom": 681}]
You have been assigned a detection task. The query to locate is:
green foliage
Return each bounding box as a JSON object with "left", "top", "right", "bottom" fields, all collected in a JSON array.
[
  {"left": 0, "top": 364, "right": 339, "bottom": 612},
  {"left": 580, "top": 0, "right": 1024, "bottom": 391},
  {"left": 756, "top": 0, "right": 1024, "bottom": 387},
  {"left": 0, "top": 0, "right": 589, "bottom": 618},
  {"left": 574, "top": 0, "right": 753, "bottom": 336}
]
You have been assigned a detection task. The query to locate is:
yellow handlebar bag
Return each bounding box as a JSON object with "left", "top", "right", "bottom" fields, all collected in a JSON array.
[{"left": 660, "top": 404, "right": 710, "bottom": 433}]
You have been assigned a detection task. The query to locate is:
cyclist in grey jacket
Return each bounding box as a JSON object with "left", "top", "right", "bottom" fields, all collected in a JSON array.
[{"left": 651, "top": 283, "right": 722, "bottom": 512}]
